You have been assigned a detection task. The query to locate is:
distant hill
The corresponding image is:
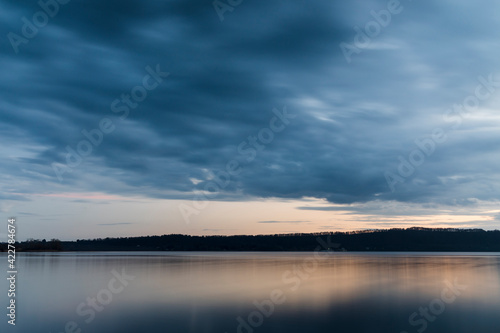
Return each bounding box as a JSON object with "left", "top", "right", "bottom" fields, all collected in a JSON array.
[{"left": 3, "top": 227, "right": 500, "bottom": 252}]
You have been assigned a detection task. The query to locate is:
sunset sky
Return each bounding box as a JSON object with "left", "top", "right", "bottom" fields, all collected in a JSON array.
[{"left": 1, "top": 0, "right": 500, "bottom": 240}]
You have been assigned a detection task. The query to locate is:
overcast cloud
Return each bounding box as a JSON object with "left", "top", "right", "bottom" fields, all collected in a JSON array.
[{"left": 1, "top": 0, "right": 500, "bottom": 235}]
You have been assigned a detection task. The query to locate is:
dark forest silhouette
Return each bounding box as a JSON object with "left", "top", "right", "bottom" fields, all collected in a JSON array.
[{"left": 2, "top": 227, "right": 500, "bottom": 252}]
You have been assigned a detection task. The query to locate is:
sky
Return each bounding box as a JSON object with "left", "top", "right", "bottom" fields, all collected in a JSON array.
[{"left": 1, "top": 0, "right": 500, "bottom": 241}]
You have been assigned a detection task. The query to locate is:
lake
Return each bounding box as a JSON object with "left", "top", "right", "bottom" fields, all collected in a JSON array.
[{"left": 1, "top": 252, "right": 499, "bottom": 332}]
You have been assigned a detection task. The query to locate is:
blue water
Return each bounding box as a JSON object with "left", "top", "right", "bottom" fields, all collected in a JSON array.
[{"left": 1, "top": 252, "right": 499, "bottom": 332}]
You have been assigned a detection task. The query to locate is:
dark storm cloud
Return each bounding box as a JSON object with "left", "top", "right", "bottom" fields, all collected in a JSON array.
[{"left": 2, "top": 0, "right": 500, "bottom": 209}]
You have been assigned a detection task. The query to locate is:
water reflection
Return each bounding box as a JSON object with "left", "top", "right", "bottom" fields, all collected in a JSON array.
[{"left": 1, "top": 252, "right": 499, "bottom": 332}]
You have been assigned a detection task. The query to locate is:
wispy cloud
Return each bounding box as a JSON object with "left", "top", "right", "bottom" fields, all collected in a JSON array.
[
  {"left": 258, "top": 220, "right": 310, "bottom": 224},
  {"left": 97, "top": 223, "right": 134, "bottom": 226}
]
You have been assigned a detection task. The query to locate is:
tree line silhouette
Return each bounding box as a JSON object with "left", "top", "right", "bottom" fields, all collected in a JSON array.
[
  {"left": 2, "top": 227, "right": 499, "bottom": 252},
  {"left": 0, "top": 238, "right": 63, "bottom": 251}
]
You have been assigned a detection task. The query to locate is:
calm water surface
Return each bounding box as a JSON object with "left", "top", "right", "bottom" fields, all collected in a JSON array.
[{"left": 1, "top": 252, "right": 499, "bottom": 332}]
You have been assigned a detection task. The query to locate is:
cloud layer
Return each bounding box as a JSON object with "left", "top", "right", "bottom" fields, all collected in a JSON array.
[{"left": 2, "top": 0, "right": 500, "bottom": 213}]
